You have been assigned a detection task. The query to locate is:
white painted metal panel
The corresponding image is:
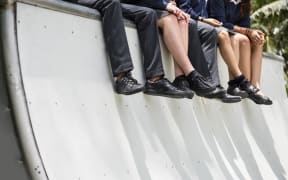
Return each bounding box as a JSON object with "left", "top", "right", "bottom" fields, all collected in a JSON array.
[{"left": 16, "top": 2, "right": 288, "bottom": 180}]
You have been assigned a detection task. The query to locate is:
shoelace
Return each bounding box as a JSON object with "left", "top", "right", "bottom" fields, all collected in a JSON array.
[
  {"left": 126, "top": 75, "right": 138, "bottom": 83},
  {"left": 120, "top": 76, "right": 139, "bottom": 88}
]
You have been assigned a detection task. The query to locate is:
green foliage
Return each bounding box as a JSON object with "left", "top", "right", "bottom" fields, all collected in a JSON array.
[
  {"left": 251, "top": 0, "right": 288, "bottom": 94},
  {"left": 252, "top": 0, "right": 278, "bottom": 10}
]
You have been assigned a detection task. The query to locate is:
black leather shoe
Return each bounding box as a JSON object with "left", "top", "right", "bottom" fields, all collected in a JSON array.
[
  {"left": 239, "top": 80, "right": 273, "bottom": 105},
  {"left": 206, "top": 86, "right": 241, "bottom": 103},
  {"left": 227, "top": 85, "right": 249, "bottom": 98},
  {"left": 115, "top": 74, "right": 144, "bottom": 95},
  {"left": 204, "top": 86, "right": 226, "bottom": 98},
  {"left": 144, "top": 78, "right": 186, "bottom": 98},
  {"left": 239, "top": 80, "right": 258, "bottom": 95},
  {"left": 187, "top": 71, "right": 216, "bottom": 96},
  {"left": 248, "top": 89, "right": 273, "bottom": 105},
  {"left": 172, "top": 76, "right": 194, "bottom": 99},
  {"left": 219, "top": 92, "right": 242, "bottom": 103},
  {"left": 228, "top": 75, "right": 255, "bottom": 98}
]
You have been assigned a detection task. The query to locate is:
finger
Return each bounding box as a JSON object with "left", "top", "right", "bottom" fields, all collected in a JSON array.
[
  {"left": 215, "top": 20, "right": 221, "bottom": 24},
  {"left": 177, "top": 13, "right": 184, "bottom": 20},
  {"left": 253, "top": 37, "right": 258, "bottom": 43},
  {"left": 185, "top": 15, "right": 190, "bottom": 23},
  {"left": 258, "top": 30, "right": 265, "bottom": 35},
  {"left": 176, "top": 9, "right": 182, "bottom": 15},
  {"left": 186, "top": 15, "right": 190, "bottom": 22},
  {"left": 173, "top": 9, "right": 179, "bottom": 15},
  {"left": 260, "top": 39, "right": 266, "bottom": 45}
]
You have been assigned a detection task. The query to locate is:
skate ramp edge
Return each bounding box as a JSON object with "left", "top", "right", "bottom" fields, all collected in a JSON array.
[{"left": 1, "top": 0, "right": 288, "bottom": 180}]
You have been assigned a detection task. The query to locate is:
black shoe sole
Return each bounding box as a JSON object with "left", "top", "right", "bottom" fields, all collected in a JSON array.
[
  {"left": 143, "top": 90, "right": 186, "bottom": 99},
  {"left": 115, "top": 87, "right": 144, "bottom": 95},
  {"left": 173, "top": 88, "right": 194, "bottom": 99},
  {"left": 177, "top": 89, "right": 195, "bottom": 99},
  {"left": 204, "top": 90, "right": 226, "bottom": 99},
  {"left": 221, "top": 98, "right": 242, "bottom": 103},
  {"left": 185, "top": 93, "right": 195, "bottom": 99},
  {"left": 194, "top": 87, "right": 216, "bottom": 97}
]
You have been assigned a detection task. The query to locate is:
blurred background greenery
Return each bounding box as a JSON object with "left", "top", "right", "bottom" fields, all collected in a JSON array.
[{"left": 251, "top": 0, "right": 288, "bottom": 95}]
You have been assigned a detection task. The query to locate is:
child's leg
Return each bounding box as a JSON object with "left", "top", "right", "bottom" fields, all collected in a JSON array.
[
  {"left": 250, "top": 43, "right": 264, "bottom": 94},
  {"left": 231, "top": 33, "right": 251, "bottom": 80},
  {"left": 158, "top": 14, "right": 194, "bottom": 76},
  {"left": 174, "top": 19, "right": 189, "bottom": 77},
  {"left": 217, "top": 31, "right": 242, "bottom": 78}
]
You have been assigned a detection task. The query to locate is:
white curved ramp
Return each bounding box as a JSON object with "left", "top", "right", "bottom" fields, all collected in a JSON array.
[{"left": 1, "top": 1, "right": 288, "bottom": 180}]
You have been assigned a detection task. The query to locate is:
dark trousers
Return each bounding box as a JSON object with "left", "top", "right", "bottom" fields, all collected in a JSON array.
[
  {"left": 64, "top": 0, "right": 164, "bottom": 79},
  {"left": 188, "top": 19, "right": 220, "bottom": 86},
  {"left": 121, "top": 3, "right": 164, "bottom": 79}
]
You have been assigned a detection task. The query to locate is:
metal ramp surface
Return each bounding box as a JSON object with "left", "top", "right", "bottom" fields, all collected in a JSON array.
[{"left": 1, "top": 0, "right": 288, "bottom": 180}]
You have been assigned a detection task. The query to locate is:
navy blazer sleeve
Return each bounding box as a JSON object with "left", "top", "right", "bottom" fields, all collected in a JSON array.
[
  {"left": 177, "top": 0, "right": 199, "bottom": 20},
  {"left": 207, "top": 0, "right": 234, "bottom": 30},
  {"left": 237, "top": 15, "right": 251, "bottom": 28}
]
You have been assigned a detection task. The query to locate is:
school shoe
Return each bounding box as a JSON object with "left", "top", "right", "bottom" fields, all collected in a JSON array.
[
  {"left": 205, "top": 85, "right": 242, "bottom": 103},
  {"left": 143, "top": 78, "right": 187, "bottom": 98},
  {"left": 204, "top": 85, "right": 226, "bottom": 98},
  {"left": 228, "top": 76, "right": 272, "bottom": 105},
  {"left": 238, "top": 79, "right": 259, "bottom": 96},
  {"left": 227, "top": 75, "right": 250, "bottom": 98},
  {"left": 186, "top": 70, "right": 216, "bottom": 96},
  {"left": 227, "top": 85, "right": 249, "bottom": 98},
  {"left": 248, "top": 88, "right": 273, "bottom": 105},
  {"left": 239, "top": 80, "right": 273, "bottom": 105},
  {"left": 115, "top": 74, "right": 144, "bottom": 95},
  {"left": 219, "top": 92, "right": 242, "bottom": 103},
  {"left": 172, "top": 75, "right": 194, "bottom": 99}
]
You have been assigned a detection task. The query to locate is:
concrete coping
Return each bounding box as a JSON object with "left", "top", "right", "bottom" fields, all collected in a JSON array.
[{"left": 263, "top": 52, "right": 285, "bottom": 63}]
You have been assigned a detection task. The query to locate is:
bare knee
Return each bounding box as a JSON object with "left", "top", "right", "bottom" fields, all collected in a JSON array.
[
  {"left": 158, "top": 14, "right": 178, "bottom": 28},
  {"left": 238, "top": 35, "right": 250, "bottom": 47},
  {"left": 218, "top": 30, "right": 230, "bottom": 43},
  {"left": 178, "top": 20, "right": 188, "bottom": 33}
]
